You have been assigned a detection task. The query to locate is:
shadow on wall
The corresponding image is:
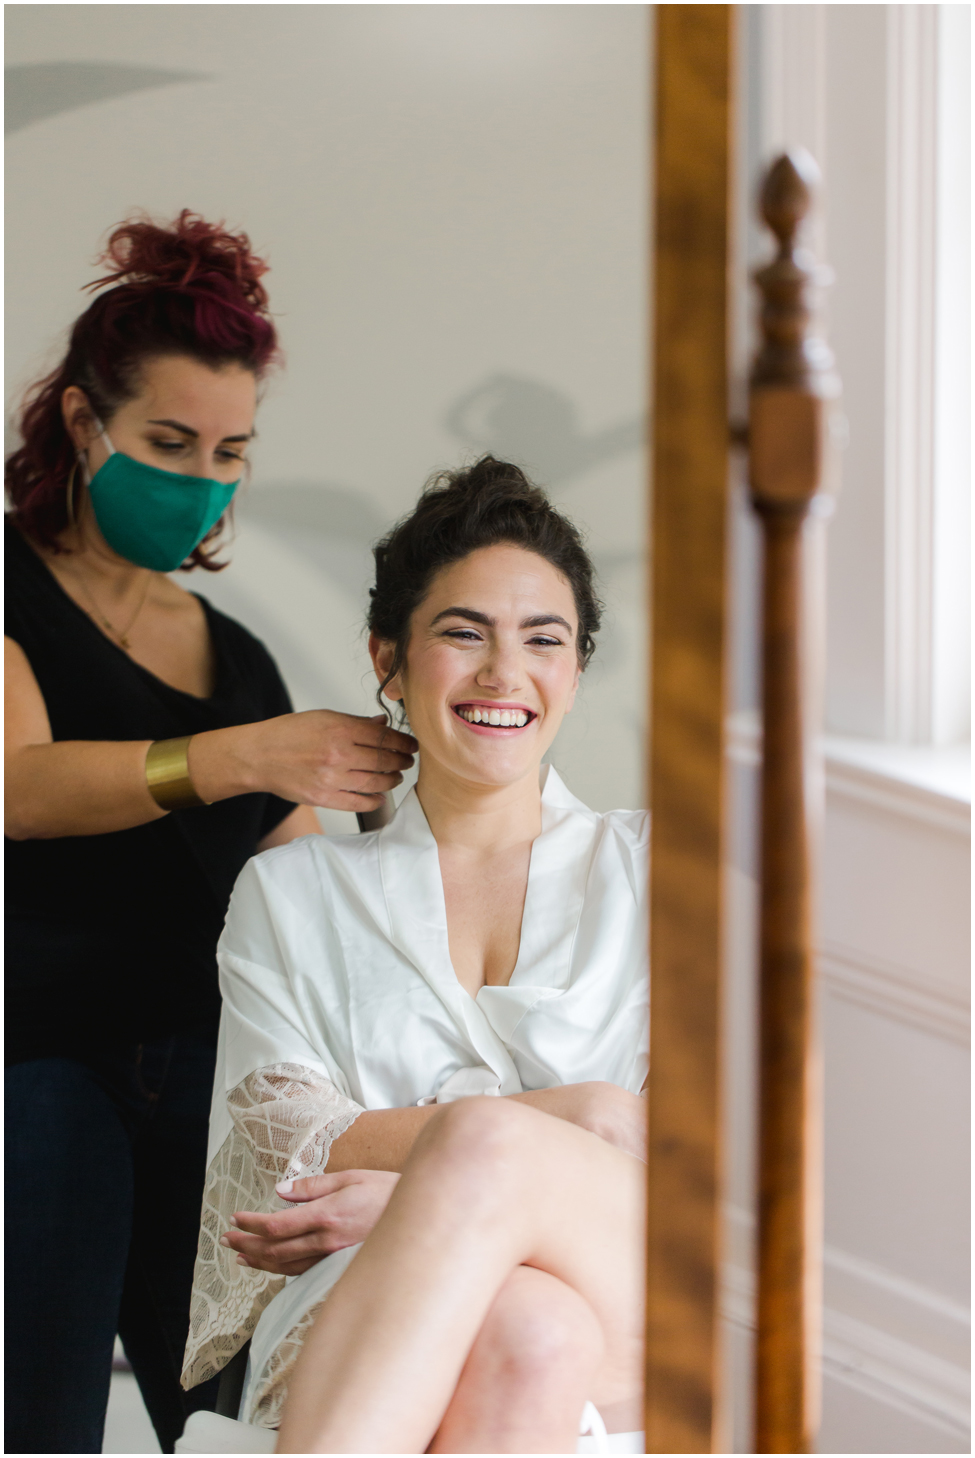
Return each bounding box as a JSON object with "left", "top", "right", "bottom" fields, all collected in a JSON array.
[
  {"left": 445, "top": 374, "right": 644, "bottom": 485},
  {"left": 5, "top": 62, "right": 208, "bottom": 135}
]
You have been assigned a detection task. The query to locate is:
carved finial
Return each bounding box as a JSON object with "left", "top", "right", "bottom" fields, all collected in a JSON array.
[
  {"left": 760, "top": 150, "right": 818, "bottom": 254},
  {"left": 751, "top": 150, "right": 835, "bottom": 394}
]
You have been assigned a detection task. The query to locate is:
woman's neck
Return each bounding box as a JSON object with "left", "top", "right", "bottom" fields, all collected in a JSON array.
[
  {"left": 415, "top": 763, "right": 543, "bottom": 854},
  {"left": 40, "top": 501, "right": 152, "bottom": 603}
]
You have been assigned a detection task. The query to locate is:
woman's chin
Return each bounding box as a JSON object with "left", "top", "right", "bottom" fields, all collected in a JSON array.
[{"left": 424, "top": 733, "right": 546, "bottom": 791}]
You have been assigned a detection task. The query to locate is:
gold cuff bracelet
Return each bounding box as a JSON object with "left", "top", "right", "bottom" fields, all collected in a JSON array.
[{"left": 145, "top": 735, "right": 208, "bottom": 811}]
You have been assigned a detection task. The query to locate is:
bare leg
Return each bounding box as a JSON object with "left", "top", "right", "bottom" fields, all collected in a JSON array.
[
  {"left": 276, "top": 1098, "right": 645, "bottom": 1454},
  {"left": 428, "top": 1266, "right": 604, "bottom": 1454}
]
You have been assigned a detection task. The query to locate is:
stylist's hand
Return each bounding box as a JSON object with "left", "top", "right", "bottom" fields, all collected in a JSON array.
[
  {"left": 222, "top": 1169, "right": 400, "bottom": 1276},
  {"left": 191, "top": 712, "right": 416, "bottom": 812}
]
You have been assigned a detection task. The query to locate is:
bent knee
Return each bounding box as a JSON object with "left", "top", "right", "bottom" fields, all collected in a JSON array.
[
  {"left": 420, "top": 1095, "right": 536, "bottom": 1167},
  {"left": 482, "top": 1269, "right": 604, "bottom": 1380}
]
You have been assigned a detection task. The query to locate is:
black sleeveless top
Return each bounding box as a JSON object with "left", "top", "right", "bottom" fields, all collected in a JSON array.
[{"left": 5, "top": 520, "right": 297, "bottom": 1065}]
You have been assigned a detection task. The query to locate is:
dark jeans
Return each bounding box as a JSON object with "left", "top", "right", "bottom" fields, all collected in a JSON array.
[{"left": 5, "top": 1032, "right": 221, "bottom": 1454}]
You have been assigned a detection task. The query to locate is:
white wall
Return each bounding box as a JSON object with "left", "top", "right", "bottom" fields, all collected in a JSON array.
[{"left": 5, "top": 4, "right": 649, "bottom": 823}]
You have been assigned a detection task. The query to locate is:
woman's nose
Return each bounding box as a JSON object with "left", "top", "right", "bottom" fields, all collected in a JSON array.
[{"left": 476, "top": 642, "right": 523, "bottom": 693}]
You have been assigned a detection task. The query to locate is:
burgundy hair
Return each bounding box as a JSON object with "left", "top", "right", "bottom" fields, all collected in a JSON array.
[{"left": 4, "top": 210, "right": 280, "bottom": 567}]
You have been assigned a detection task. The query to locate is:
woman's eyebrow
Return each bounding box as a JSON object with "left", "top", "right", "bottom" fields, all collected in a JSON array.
[
  {"left": 147, "top": 417, "right": 253, "bottom": 443},
  {"left": 147, "top": 418, "right": 198, "bottom": 437},
  {"left": 430, "top": 607, "right": 494, "bottom": 627},
  {"left": 521, "top": 614, "right": 574, "bottom": 634},
  {"left": 429, "top": 607, "right": 573, "bottom": 634}
]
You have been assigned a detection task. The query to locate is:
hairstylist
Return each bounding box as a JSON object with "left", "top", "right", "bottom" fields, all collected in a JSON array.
[{"left": 3, "top": 211, "right": 415, "bottom": 1456}]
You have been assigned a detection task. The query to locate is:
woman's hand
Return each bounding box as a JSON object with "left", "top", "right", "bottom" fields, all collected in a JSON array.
[
  {"left": 191, "top": 711, "right": 416, "bottom": 813},
  {"left": 512, "top": 1082, "right": 647, "bottom": 1162},
  {"left": 5, "top": 633, "right": 415, "bottom": 837},
  {"left": 222, "top": 1169, "right": 400, "bottom": 1276}
]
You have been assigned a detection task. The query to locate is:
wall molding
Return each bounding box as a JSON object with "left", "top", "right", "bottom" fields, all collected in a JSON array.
[
  {"left": 819, "top": 939, "right": 970, "bottom": 1046},
  {"left": 722, "top": 1207, "right": 971, "bottom": 1445},
  {"left": 825, "top": 744, "right": 971, "bottom": 837}
]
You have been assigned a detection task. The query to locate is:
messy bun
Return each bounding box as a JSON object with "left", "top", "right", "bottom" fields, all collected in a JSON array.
[
  {"left": 369, "top": 455, "right": 602, "bottom": 709},
  {"left": 5, "top": 210, "right": 279, "bottom": 565},
  {"left": 91, "top": 211, "right": 272, "bottom": 312}
]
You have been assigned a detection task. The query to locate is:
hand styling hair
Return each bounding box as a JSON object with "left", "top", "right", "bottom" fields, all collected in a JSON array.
[
  {"left": 5, "top": 210, "right": 279, "bottom": 567},
  {"left": 368, "top": 456, "right": 602, "bottom": 710}
]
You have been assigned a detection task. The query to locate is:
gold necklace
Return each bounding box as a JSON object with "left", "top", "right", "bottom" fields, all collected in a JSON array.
[{"left": 75, "top": 570, "right": 152, "bottom": 651}]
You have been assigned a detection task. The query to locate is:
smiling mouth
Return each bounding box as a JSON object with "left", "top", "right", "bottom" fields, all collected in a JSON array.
[{"left": 452, "top": 703, "right": 536, "bottom": 729}]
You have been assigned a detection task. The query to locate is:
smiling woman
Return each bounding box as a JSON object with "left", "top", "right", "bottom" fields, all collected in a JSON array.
[{"left": 177, "top": 460, "right": 648, "bottom": 1453}]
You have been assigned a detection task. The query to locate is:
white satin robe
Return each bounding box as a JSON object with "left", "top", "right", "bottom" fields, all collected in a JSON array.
[{"left": 183, "top": 765, "right": 649, "bottom": 1424}]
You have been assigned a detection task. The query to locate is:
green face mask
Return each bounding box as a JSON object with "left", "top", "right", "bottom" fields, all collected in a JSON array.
[{"left": 85, "top": 427, "right": 239, "bottom": 572}]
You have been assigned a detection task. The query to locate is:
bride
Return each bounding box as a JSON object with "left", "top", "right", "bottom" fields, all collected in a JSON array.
[{"left": 180, "top": 456, "right": 649, "bottom": 1454}]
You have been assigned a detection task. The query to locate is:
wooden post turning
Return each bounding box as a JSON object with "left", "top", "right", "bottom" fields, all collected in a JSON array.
[
  {"left": 748, "top": 152, "right": 838, "bottom": 1454},
  {"left": 645, "top": 7, "right": 733, "bottom": 1452}
]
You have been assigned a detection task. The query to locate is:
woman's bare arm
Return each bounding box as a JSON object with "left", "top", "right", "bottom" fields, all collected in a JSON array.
[
  {"left": 322, "top": 1081, "right": 645, "bottom": 1175},
  {"left": 5, "top": 636, "right": 414, "bottom": 839}
]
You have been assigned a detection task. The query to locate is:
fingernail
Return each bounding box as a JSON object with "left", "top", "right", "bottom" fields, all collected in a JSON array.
[
  {"left": 236, "top": 1255, "right": 249, "bottom": 1266},
  {"left": 276, "top": 1179, "right": 293, "bottom": 1194},
  {"left": 220, "top": 1235, "right": 231, "bottom": 1247},
  {"left": 229, "top": 1215, "right": 239, "bottom": 1227}
]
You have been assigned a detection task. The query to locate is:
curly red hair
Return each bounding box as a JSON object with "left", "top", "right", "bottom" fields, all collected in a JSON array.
[{"left": 5, "top": 210, "right": 281, "bottom": 567}]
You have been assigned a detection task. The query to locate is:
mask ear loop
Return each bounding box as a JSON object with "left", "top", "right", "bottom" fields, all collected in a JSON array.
[{"left": 67, "top": 415, "right": 114, "bottom": 527}]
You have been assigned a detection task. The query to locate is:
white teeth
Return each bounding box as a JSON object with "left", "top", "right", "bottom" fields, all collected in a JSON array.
[{"left": 456, "top": 706, "right": 532, "bottom": 726}]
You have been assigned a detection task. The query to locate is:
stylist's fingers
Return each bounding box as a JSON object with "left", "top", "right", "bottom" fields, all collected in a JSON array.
[
  {"left": 320, "top": 789, "right": 390, "bottom": 813},
  {"left": 344, "top": 770, "right": 405, "bottom": 796},
  {"left": 361, "top": 714, "right": 417, "bottom": 755},
  {"left": 351, "top": 720, "right": 416, "bottom": 768}
]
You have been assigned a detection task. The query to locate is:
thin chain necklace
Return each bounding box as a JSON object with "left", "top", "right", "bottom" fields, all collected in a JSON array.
[{"left": 75, "top": 569, "right": 153, "bottom": 651}]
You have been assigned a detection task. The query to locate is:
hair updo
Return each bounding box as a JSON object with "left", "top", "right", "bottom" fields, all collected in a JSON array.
[
  {"left": 5, "top": 210, "right": 280, "bottom": 567},
  {"left": 368, "top": 455, "right": 602, "bottom": 705}
]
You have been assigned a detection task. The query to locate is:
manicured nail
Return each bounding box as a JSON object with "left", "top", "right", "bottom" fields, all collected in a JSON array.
[
  {"left": 276, "top": 1179, "right": 293, "bottom": 1194},
  {"left": 229, "top": 1215, "right": 239, "bottom": 1227},
  {"left": 219, "top": 1235, "right": 231, "bottom": 1247},
  {"left": 236, "top": 1255, "right": 249, "bottom": 1266}
]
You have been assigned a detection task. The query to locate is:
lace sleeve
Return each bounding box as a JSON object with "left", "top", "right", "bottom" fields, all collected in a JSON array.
[{"left": 181, "top": 1062, "right": 363, "bottom": 1389}]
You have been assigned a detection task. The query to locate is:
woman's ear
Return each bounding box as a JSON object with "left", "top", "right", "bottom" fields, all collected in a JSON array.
[
  {"left": 369, "top": 633, "right": 403, "bottom": 702},
  {"left": 61, "top": 386, "right": 98, "bottom": 454}
]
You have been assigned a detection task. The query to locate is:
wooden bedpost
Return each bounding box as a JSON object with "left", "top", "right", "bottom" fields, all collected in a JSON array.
[
  {"left": 644, "top": 6, "right": 734, "bottom": 1452},
  {"left": 748, "top": 151, "right": 838, "bottom": 1454}
]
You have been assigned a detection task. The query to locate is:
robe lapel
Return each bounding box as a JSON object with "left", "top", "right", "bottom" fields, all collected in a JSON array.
[{"left": 476, "top": 766, "right": 598, "bottom": 1041}]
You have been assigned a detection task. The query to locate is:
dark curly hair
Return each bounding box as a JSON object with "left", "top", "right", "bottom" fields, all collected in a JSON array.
[
  {"left": 368, "top": 455, "right": 602, "bottom": 709},
  {"left": 5, "top": 209, "right": 279, "bottom": 568}
]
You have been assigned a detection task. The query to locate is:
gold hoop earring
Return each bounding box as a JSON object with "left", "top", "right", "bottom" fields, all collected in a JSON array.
[{"left": 65, "top": 459, "right": 79, "bottom": 526}]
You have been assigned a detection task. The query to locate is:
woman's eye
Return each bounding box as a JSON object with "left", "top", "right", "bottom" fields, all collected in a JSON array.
[
  {"left": 152, "top": 439, "right": 186, "bottom": 453},
  {"left": 444, "top": 629, "right": 482, "bottom": 642},
  {"left": 216, "top": 449, "right": 245, "bottom": 463},
  {"left": 528, "top": 636, "right": 561, "bottom": 648}
]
